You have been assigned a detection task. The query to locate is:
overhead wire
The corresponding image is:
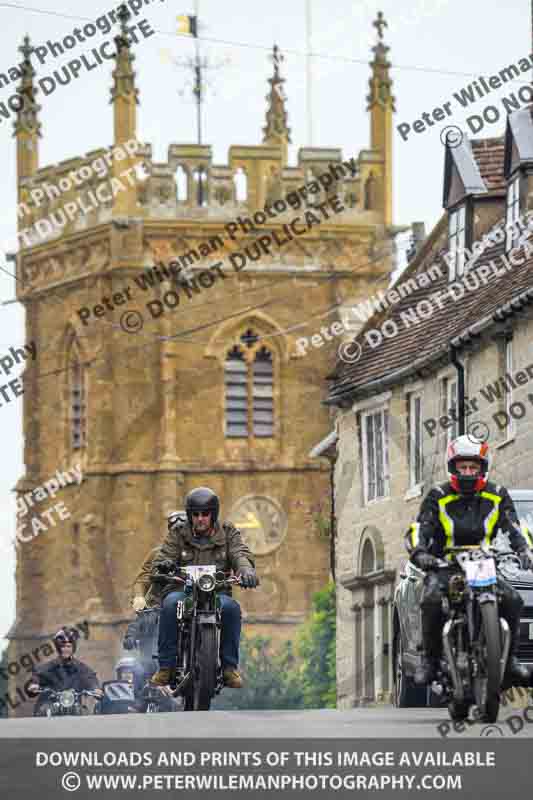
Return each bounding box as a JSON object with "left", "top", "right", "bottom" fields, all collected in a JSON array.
[{"left": 0, "top": 0, "right": 531, "bottom": 85}]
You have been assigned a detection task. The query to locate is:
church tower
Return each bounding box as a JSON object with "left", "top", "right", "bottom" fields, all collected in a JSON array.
[{"left": 6, "top": 12, "right": 398, "bottom": 715}]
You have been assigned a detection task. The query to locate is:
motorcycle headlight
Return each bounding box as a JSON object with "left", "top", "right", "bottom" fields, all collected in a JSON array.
[
  {"left": 198, "top": 574, "right": 216, "bottom": 592},
  {"left": 59, "top": 689, "right": 75, "bottom": 708}
]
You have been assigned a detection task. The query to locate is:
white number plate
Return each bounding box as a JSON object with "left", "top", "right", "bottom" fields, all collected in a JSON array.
[
  {"left": 464, "top": 558, "right": 497, "bottom": 587},
  {"left": 529, "top": 622, "right": 533, "bottom": 641},
  {"left": 185, "top": 565, "right": 216, "bottom": 581}
]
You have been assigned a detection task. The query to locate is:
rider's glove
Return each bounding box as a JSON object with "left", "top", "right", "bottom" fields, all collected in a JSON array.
[
  {"left": 123, "top": 635, "right": 137, "bottom": 650},
  {"left": 239, "top": 568, "right": 260, "bottom": 588},
  {"left": 132, "top": 596, "right": 147, "bottom": 612},
  {"left": 154, "top": 559, "right": 176, "bottom": 576},
  {"left": 519, "top": 549, "right": 533, "bottom": 571},
  {"left": 413, "top": 552, "right": 440, "bottom": 572}
]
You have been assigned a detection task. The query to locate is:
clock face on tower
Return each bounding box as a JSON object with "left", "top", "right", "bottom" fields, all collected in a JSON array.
[{"left": 227, "top": 495, "right": 288, "bottom": 556}]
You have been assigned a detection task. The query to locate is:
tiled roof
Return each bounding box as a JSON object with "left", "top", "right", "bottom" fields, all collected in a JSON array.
[{"left": 325, "top": 221, "right": 533, "bottom": 406}]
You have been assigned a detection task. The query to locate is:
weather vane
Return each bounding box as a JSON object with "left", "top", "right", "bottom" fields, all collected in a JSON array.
[{"left": 163, "top": 12, "right": 231, "bottom": 145}]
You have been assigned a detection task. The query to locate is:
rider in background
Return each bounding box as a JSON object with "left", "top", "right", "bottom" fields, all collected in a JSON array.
[
  {"left": 26, "top": 627, "right": 102, "bottom": 712},
  {"left": 405, "top": 435, "right": 533, "bottom": 686}
]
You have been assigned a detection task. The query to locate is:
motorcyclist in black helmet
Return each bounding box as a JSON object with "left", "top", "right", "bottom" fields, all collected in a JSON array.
[
  {"left": 148, "top": 487, "right": 259, "bottom": 690},
  {"left": 27, "top": 627, "right": 103, "bottom": 711}
]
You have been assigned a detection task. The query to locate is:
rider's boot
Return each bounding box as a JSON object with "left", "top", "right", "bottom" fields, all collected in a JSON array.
[
  {"left": 150, "top": 667, "right": 176, "bottom": 687},
  {"left": 223, "top": 666, "right": 243, "bottom": 689}
]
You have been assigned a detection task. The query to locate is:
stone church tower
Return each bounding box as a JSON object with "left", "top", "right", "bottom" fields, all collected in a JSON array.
[{"left": 6, "top": 11, "right": 397, "bottom": 714}]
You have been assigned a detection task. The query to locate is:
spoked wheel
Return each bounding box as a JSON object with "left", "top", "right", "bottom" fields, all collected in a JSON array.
[
  {"left": 474, "top": 603, "right": 502, "bottom": 724},
  {"left": 193, "top": 626, "right": 218, "bottom": 711}
]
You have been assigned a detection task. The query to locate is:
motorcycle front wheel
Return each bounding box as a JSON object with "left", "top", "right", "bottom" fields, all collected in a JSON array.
[
  {"left": 187, "top": 626, "right": 218, "bottom": 712},
  {"left": 476, "top": 602, "right": 502, "bottom": 723}
]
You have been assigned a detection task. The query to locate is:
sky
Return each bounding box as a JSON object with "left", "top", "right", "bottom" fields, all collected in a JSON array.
[{"left": 0, "top": 0, "right": 530, "bottom": 647}]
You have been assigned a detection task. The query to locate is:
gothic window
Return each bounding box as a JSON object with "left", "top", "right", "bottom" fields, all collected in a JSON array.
[
  {"left": 175, "top": 165, "right": 188, "bottom": 202},
  {"left": 252, "top": 347, "right": 274, "bottom": 437},
  {"left": 224, "top": 331, "right": 274, "bottom": 439},
  {"left": 72, "top": 522, "right": 80, "bottom": 574},
  {"left": 233, "top": 167, "right": 248, "bottom": 203},
  {"left": 225, "top": 346, "right": 248, "bottom": 438},
  {"left": 193, "top": 165, "right": 208, "bottom": 207},
  {"left": 69, "top": 340, "right": 87, "bottom": 452}
]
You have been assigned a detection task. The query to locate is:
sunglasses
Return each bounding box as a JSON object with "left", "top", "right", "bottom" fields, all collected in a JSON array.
[{"left": 192, "top": 511, "right": 211, "bottom": 518}]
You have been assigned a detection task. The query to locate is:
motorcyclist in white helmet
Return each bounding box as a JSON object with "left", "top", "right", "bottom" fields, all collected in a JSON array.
[{"left": 405, "top": 435, "right": 533, "bottom": 686}]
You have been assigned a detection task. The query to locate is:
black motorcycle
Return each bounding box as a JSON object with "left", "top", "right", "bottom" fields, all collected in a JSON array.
[
  {"left": 431, "top": 545, "right": 512, "bottom": 723},
  {"left": 146, "top": 563, "right": 242, "bottom": 712},
  {"left": 33, "top": 687, "right": 101, "bottom": 717}
]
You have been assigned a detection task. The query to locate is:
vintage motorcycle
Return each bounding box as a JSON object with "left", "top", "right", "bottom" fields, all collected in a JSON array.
[
  {"left": 33, "top": 687, "right": 101, "bottom": 717},
  {"left": 144, "top": 563, "right": 242, "bottom": 712},
  {"left": 431, "top": 545, "right": 513, "bottom": 723}
]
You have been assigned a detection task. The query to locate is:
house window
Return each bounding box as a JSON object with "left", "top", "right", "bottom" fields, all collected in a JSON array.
[
  {"left": 506, "top": 176, "right": 520, "bottom": 252},
  {"left": 441, "top": 376, "right": 458, "bottom": 447},
  {"left": 224, "top": 332, "right": 274, "bottom": 440},
  {"left": 448, "top": 205, "right": 466, "bottom": 280},
  {"left": 70, "top": 352, "right": 87, "bottom": 452},
  {"left": 407, "top": 392, "right": 423, "bottom": 487},
  {"left": 362, "top": 408, "right": 390, "bottom": 503}
]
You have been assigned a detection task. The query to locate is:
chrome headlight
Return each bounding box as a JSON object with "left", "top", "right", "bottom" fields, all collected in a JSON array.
[
  {"left": 198, "top": 574, "right": 216, "bottom": 592},
  {"left": 59, "top": 689, "right": 75, "bottom": 708}
]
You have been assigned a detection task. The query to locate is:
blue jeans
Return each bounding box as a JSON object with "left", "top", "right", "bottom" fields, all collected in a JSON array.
[{"left": 158, "top": 591, "right": 242, "bottom": 669}]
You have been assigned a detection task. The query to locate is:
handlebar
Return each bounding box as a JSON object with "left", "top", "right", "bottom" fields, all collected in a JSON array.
[
  {"left": 33, "top": 687, "right": 101, "bottom": 697},
  {"left": 166, "top": 573, "right": 243, "bottom": 587}
]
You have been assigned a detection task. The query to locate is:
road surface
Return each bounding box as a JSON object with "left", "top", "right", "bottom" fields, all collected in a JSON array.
[{"left": 1, "top": 704, "right": 532, "bottom": 738}]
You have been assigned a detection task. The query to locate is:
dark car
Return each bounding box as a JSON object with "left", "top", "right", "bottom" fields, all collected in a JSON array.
[{"left": 392, "top": 489, "right": 533, "bottom": 707}]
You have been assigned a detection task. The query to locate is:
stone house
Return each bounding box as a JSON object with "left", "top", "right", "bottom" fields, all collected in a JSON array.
[{"left": 314, "top": 107, "right": 533, "bottom": 708}]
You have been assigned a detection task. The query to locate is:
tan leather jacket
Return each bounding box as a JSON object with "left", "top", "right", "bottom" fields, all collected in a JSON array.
[{"left": 149, "top": 518, "right": 255, "bottom": 602}]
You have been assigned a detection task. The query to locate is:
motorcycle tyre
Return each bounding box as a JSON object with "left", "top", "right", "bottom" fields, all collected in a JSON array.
[
  {"left": 192, "top": 626, "right": 218, "bottom": 712},
  {"left": 478, "top": 602, "right": 502, "bottom": 724}
]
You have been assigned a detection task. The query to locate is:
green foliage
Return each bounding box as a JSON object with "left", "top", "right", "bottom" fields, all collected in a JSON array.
[
  {"left": 0, "top": 646, "right": 8, "bottom": 717},
  {"left": 295, "top": 581, "right": 336, "bottom": 708},
  {"left": 213, "top": 582, "right": 336, "bottom": 711},
  {"left": 213, "top": 634, "right": 304, "bottom": 710}
]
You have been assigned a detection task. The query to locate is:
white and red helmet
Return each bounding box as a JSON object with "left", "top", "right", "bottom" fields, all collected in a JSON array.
[{"left": 447, "top": 435, "right": 489, "bottom": 494}]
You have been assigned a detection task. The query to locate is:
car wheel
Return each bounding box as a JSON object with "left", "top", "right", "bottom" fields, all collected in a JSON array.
[{"left": 393, "top": 631, "right": 427, "bottom": 708}]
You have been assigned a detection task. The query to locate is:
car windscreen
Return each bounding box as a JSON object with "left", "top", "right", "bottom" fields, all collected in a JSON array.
[{"left": 514, "top": 501, "right": 533, "bottom": 531}]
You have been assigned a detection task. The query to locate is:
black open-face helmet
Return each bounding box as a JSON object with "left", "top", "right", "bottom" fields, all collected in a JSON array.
[
  {"left": 53, "top": 627, "right": 80, "bottom": 655},
  {"left": 185, "top": 487, "right": 219, "bottom": 526}
]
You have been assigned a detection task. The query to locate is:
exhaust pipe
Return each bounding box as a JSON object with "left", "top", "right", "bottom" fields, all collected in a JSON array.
[
  {"left": 499, "top": 618, "right": 511, "bottom": 683},
  {"left": 443, "top": 619, "right": 464, "bottom": 702}
]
